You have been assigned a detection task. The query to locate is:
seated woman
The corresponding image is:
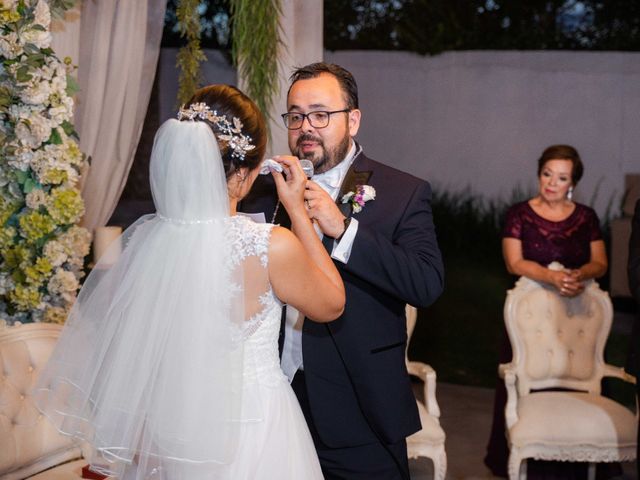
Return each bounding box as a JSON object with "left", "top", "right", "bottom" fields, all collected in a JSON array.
[{"left": 485, "top": 144, "right": 611, "bottom": 479}]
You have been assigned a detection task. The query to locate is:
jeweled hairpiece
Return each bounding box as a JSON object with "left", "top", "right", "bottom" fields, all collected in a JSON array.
[{"left": 177, "top": 102, "right": 255, "bottom": 161}]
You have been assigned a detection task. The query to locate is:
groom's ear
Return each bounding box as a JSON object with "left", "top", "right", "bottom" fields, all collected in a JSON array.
[{"left": 348, "top": 109, "right": 361, "bottom": 137}]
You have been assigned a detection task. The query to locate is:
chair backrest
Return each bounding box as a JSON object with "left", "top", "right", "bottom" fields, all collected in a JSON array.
[
  {"left": 504, "top": 273, "right": 613, "bottom": 396},
  {"left": 0, "top": 322, "right": 81, "bottom": 479}
]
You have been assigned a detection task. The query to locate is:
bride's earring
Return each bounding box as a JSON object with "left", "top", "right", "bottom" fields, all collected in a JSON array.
[{"left": 567, "top": 186, "right": 573, "bottom": 200}]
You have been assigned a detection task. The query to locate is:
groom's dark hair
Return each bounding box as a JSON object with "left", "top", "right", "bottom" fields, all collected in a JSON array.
[{"left": 289, "top": 63, "right": 359, "bottom": 110}]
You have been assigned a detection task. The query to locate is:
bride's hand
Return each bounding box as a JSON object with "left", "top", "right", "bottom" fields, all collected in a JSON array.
[{"left": 271, "top": 155, "right": 308, "bottom": 217}]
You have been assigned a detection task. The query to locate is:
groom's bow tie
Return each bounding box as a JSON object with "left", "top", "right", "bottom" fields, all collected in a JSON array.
[{"left": 313, "top": 169, "right": 342, "bottom": 193}]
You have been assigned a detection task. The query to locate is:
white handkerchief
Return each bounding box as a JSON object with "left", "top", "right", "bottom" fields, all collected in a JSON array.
[{"left": 259, "top": 158, "right": 283, "bottom": 175}]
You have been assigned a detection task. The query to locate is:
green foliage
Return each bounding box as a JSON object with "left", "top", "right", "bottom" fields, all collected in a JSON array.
[
  {"left": 176, "top": 0, "right": 208, "bottom": 105},
  {"left": 324, "top": 0, "right": 640, "bottom": 54},
  {"left": 229, "top": 0, "right": 282, "bottom": 122},
  {"left": 48, "top": 0, "right": 77, "bottom": 19}
]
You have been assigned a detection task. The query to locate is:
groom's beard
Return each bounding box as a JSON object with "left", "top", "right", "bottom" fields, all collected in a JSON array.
[{"left": 292, "top": 132, "right": 351, "bottom": 174}]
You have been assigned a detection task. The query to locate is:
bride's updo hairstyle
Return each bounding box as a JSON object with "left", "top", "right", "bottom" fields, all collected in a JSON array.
[{"left": 181, "top": 84, "right": 267, "bottom": 179}]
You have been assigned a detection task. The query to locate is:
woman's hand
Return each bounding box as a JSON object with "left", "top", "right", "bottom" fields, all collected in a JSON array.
[
  {"left": 549, "top": 269, "right": 584, "bottom": 297},
  {"left": 270, "top": 155, "right": 308, "bottom": 218}
]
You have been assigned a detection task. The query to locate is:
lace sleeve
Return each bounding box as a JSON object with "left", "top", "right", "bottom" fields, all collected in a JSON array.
[
  {"left": 587, "top": 207, "right": 603, "bottom": 242},
  {"left": 502, "top": 203, "right": 523, "bottom": 239}
]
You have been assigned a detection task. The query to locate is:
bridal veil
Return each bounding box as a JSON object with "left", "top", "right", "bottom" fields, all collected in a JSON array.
[{"left": 34, "top": 119, "right": 256, "bottom": 479}]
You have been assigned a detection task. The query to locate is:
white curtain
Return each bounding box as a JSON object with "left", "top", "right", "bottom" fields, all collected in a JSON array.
[{"left": 75, "top": 0, "right": 166, "bottom": 232}]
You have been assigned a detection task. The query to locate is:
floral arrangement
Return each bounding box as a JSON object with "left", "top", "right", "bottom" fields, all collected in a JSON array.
[
  {"left": 0, "top": 0, "right": 90, "bottom": 325},
  {"left": 341, "top": 185, "right": 376, "bottom": 214}
]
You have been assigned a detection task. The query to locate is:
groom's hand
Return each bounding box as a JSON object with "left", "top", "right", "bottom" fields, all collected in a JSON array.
[{"left": 305, "top": 181, "right": 346, "bottom": 238}]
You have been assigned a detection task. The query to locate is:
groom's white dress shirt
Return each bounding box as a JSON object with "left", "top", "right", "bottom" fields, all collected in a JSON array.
[{"left": 281, "top": 142, "right": 361, "bottom": 381}]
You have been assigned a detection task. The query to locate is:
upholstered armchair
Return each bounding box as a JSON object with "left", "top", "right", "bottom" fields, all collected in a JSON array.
[
  {"left": 405, "top": 305, "right": 447, "bottom": 480},
  {"left": 500, "top": 271, "right": 637, "bottom": 480},
  {"left": 0, "top": 322, "right": 87, "bottom": 479}
]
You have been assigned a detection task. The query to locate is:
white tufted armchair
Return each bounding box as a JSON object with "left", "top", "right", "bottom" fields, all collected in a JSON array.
[
  {"left": 405, "top": 305, "right": 447, "bottom": 480},
  {"left": 0, "top": 322, "right": 87, "bottom": 479},
  {"left": 500, "top": 273, "right": 637, "bottom": 480}
]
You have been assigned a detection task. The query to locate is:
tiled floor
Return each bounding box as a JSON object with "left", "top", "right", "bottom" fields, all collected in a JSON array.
[{"left": 408, "top": 382, "right": 638, "bottom": 479}]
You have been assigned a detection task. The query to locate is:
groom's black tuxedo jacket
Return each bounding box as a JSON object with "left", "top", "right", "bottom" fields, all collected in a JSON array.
[{"left": 241, "top": 150, "right": 444, "bottom": 448}]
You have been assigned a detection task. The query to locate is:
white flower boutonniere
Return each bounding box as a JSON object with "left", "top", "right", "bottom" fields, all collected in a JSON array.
[{"left": 341, "top": 185, "right": 376, "bottom": 213}]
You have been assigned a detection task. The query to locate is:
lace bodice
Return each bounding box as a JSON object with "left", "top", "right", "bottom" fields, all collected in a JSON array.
[
  {"left": 228, "top": 216, "right": 287, "bottom": 387},
  {"left": 502, "top": 201, "right": 602, "bottom": 269}
]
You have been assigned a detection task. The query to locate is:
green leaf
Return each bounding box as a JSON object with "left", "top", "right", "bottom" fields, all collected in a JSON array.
[
  {"left": 65, "top": 74, "right": 79, "bottom": 97},
  {"left": 31, "top": 24, "right": 46, "bottom": 32},
  {"left": 17, "top": 1, "right": 26, "bottom": 17},
  {"left": 16, "top": 66, "right": 32, "bottom": 83},
  {"left": 60, "top": 120, "right": 76, "bottom": 137},
  {"left": 23, "top": 178, "right": 36, "bottom": 194},
  {"left": 15, "top": 171, "right": 28, "bottom": 184},
  {"left": 0, "top": 87, "right": 13, "bottom": 108},
  {"left": 23, "top": 43, "right": 40, "bottom": 55},
  {"left": 49, "top": 128, "right": 63, "bottom": 145}
]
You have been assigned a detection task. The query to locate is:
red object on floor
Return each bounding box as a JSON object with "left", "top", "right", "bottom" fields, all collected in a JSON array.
[{"left": 82, "top": 464, "right": 108, "bottom": 479}]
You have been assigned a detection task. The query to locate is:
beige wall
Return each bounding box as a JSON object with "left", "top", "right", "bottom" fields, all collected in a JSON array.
[{"left": 158, "top": 49, "right": 640, "bottom": 219}]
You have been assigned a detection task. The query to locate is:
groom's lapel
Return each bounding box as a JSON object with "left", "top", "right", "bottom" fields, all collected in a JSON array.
[
  {"left": 336, "top": 151, "right": 373, "bottom": 217},
  {"left": 321, "top": 152, "right": 373, "bottom": 253}
]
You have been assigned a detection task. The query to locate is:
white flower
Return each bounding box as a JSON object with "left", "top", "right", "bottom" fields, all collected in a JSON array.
[
  {"left": 43, "top": 240, "right": 68, "bottom": 267},
  {"left": 0, "top": 273, "right": 15, "bottom": 296},
  {"left": 49, "top": 102, "right": 72, "bottom": 126},
  {"left": 21, "top": 28, "right": 52, "bottom": 50},
  {"left": 360, "top": 185, "right": 376, "bottom": 201},
  {"left": 48, "top": 268, "right": 79, "bottom": 295},
  {"left": 15, "top": 116, "right": 51, "bottom": 148},
  {"left": 20, "top": 80, "right": 51, "bottom": 105},
  {"left": 26, "top": 188, "right": 47, "bottom": 209},
  {"left": 33, "top": 0, "right": 51, "bottom": 29},
  {"left": 0, "top": 32, "right": 21, "bottom": 59}
]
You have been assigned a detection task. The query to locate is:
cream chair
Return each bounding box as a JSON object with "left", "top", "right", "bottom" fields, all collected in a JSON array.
[
  {"left": 500, "top": 272, "right": 637, "bottom": 480},
  {"left": 0, "top": 322, "right": 87, "bottom": 479},
  {"left": 405, "top": 305, "right": 447, "bottom": 480}
]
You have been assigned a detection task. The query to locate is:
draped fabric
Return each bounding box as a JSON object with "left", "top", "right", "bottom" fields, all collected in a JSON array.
[{"left": 75, "top": 0, "right": 166, "bottom": 232}]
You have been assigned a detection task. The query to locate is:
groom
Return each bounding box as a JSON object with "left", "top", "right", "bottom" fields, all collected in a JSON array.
[{"left": 242, "top": 62, "right": 444, "bottom": 479}]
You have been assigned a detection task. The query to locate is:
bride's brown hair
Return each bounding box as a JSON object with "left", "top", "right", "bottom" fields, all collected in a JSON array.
[{"left": 183, "top": 85, "right": 267, "bottom": 178}]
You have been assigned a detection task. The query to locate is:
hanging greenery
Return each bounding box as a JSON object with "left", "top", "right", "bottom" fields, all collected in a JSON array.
[
  {"left": 174, "top": 0, "right": 282, "bottom": 119},
  {"left": 0, "top": 0, "right": 90, "bottom": 325},
  {"left": 229, "top": 0, "right": 282, "bottom": 120},
  {"left": 176, "top": 0, "right": 207, "bottom": 105}
]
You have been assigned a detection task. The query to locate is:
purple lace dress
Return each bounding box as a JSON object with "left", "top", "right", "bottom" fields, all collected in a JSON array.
[
  {"left": 502, "top": 201, "right": 602, "bottom": 269},
  {"left": 485, "top": 201, "right": 612, "bottom": 479}
]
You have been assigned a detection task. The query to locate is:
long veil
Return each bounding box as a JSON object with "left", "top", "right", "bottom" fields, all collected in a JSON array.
[{"left": 34, "top": 119, "right": 252, "bottom": 479}]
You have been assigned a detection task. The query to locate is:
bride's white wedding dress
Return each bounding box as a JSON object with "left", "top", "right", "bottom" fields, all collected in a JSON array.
[
  {"left": 182, "top": 215, "right": 323, "bottom": 480},
  {"left": 33, "top": 119, "right": 323, "bottom": 480}
]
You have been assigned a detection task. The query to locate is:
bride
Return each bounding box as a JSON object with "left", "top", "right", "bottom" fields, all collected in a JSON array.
[{"left": 33, "top": 84, "right": 344, "bottom": 479}]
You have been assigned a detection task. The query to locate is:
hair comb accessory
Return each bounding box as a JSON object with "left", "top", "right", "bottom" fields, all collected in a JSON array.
[{"left": 177, "top": 102, "right": 255, "bottom": 161}]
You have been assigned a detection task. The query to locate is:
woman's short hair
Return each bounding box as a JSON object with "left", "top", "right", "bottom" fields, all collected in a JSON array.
[
  {"left": 182, "top": 85, "right": 267, "bottom": 178},
  {"left": 537, "top": 144, "right": 584, "bottom": 185}
]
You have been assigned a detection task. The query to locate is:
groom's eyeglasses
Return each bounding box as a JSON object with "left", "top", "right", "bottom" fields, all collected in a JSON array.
[{"left": 281, "top": 110, "right": 351, "bottom": 130}]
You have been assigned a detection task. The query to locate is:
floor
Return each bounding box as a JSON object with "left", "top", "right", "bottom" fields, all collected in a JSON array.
[{"left": 408, "top": 382, "right": 638, "bottom": 479}]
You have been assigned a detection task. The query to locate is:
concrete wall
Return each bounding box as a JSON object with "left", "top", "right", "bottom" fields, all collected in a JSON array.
[{"left": 158, "top": 49, "right": 640, "bottom": 218}]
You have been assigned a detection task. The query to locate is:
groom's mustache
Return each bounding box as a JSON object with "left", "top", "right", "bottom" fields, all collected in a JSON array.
[{"left": 296, "top": 133, "right": 323, "bottom": 148}]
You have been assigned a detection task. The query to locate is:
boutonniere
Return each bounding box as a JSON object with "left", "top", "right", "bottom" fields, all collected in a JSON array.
[{"left": 341, "top": 185, "right": 376, "bottom": 213}]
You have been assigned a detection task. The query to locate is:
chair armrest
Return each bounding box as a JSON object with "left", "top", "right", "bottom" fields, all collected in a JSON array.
[
  {"left": 500, "top": 362, "right": 519, "bottom": 428},
  {"left": 407, "top": 360, "right": 441, "bottom": 418},
  {"left": 603, "top": 364, "right": 637, "bottom": 385}
]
